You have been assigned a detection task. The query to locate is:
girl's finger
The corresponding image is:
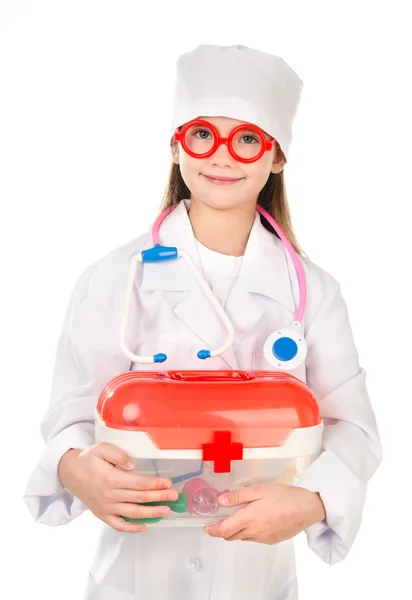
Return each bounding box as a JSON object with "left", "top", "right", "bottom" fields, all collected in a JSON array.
[
  {"left": 105, "top": 515, "right": 147, "bottom": 534},
  {"left": 113, "top": 502, "right": 171, "bottom": 520},
  {"left": 218, "top": 485, "right": 263, "bottom": 508},
  {"left": 225, "top": 529, "right": 249, "bottom": 541},
  {"left": 115, "top": 488, "right": 179, "bottom": 505},
  {"left": 204, "top": 505, "right": 251, "bottom": 539},
  {"left": 114, "top": 471, "right": 173, "bottom": 491},
  {"left": 204, "top": 516, "right": 245, "bottom": 540}
]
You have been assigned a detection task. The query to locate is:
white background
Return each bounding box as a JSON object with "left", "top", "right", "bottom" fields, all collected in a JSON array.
[{"left": 1, "top": 1, "right": 410, "bottom": 598}]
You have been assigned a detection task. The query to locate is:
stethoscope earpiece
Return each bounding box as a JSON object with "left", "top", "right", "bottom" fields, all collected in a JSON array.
[{"left": 263, "top": 322, "right": 307, "bottom": 371}]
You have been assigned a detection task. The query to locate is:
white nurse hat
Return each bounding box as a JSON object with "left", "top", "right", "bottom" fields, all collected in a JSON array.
[{"left": 169, "top": 44, "right": 303, "bottom": 161}]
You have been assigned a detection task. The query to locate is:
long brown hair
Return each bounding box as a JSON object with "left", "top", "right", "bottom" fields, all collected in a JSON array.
[{"left": 158, "top": 142, "right": 306, "bottom": 257}]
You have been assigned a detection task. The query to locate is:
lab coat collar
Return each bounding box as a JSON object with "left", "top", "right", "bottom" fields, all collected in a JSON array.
[
  {"left": 140, "top": 199, "right": 295, "bottom": 311},
  {"left": 139, "top": 199, "right": 297, "bottom": 369}
]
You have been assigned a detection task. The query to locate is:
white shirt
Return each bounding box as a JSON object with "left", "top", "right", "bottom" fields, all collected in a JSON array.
[{"left": 195, "top": 239, "right": 243, "bottom": 307}]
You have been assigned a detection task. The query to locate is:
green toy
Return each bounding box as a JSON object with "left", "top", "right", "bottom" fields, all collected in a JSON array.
[{"left": 122, "top": 493, "right": 188, "bottom": 524}]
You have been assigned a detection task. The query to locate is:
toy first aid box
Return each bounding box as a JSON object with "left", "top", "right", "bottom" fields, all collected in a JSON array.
[{"left": 95, "top": 370, "right": 323, "bottom": 527}]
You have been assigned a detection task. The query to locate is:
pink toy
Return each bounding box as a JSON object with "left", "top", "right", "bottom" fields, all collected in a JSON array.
[{"left": 183, "top": 477, "right": 229, "bottom": 516}]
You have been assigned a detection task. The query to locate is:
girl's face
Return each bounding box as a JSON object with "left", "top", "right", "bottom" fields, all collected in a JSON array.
[{"left": 171, "top": 116, "right": 286, "bottom": 211}]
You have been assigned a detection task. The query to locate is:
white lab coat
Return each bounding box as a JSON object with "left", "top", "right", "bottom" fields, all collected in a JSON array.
[{"left": 23, "top": 199, "right": 382, "bottom": 600}]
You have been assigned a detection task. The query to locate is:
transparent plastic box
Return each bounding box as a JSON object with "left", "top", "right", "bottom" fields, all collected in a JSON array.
[{"left": 95, "top": 370, "right": 323, "bottom": 527}]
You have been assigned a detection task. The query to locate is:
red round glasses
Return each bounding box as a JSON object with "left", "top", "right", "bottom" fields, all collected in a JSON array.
[{"left": 174, "top": 119, "right": 276, "bottom": 163}]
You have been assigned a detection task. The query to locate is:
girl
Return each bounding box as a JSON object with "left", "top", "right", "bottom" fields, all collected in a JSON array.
[{"left": 23, "top": 44, "right": 382, "bottom": 600}]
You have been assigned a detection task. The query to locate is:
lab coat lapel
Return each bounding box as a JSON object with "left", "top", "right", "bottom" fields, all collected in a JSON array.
[
  {"left": 139, "top": 200, "right": 239, "bottom": 369},
  {"left": 139, "top": 200, "right": 299, "bottom": 368},
  {"left": 173, "top": 286, "right": 240, "bottom": 369},
  {"left": 225, "top": 211, "right": 298, "bottom": 345}
]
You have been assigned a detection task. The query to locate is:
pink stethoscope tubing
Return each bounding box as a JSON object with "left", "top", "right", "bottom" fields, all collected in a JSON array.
[
  {"left": 151, "top": 203, "right": 306, "bottom": 322},
  {"left": 120, "top": 202, "right": 307, "bottom": 370}
]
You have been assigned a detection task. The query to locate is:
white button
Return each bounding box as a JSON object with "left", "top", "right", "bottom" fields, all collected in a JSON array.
[{"left": 189, "top": 558, "right": 204, "bottom": 572}]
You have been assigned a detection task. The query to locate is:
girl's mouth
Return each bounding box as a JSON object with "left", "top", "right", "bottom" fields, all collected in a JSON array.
[{"left": 202, "top": 174, "right": 244, "bottom": 186}]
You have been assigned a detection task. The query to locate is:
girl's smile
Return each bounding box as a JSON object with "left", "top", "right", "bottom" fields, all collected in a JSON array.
[{"left": 201, "top": 173, "right": 245, "bottom": 185}]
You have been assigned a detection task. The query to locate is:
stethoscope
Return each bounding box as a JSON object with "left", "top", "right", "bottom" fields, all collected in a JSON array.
[{"left": 120, "top": 202, "right": 307, "bottom": 371}]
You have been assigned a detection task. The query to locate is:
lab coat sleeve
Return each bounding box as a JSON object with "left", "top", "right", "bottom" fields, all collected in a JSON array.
[
  {"left": 295, "top": 278, "right": 382, "bottom": 565},
  {"left": 23, "top": 260, "right": 132, "bottom": 526}
]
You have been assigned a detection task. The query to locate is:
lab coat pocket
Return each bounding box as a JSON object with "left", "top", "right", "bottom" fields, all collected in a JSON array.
[
  {"left": 84, "top": 572, "right": 134, "bottom": 599},
  {"left": 86, "top": 526, "right": 135, "bottom": 599},
  {"left": 272, "top": 577, "right": 298, "bottom": 600}
]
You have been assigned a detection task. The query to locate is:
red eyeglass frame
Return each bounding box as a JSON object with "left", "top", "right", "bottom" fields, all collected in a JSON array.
[{"left": 174, "top": 119, "right": 275, "bottom": 163}]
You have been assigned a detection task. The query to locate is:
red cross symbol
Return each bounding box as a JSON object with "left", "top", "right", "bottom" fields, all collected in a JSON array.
[{"left": 202, "top": 431, "right": 243, "bottom": 473}]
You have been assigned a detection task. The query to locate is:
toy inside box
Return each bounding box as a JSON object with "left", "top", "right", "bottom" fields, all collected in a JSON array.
[{"left": 95, "top": 370, "right": 323, "bottom": 527}]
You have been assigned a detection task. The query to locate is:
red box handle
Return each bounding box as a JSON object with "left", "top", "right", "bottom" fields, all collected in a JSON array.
[{"left": 169, "top": 371, "right": 254, "bottom": 382}]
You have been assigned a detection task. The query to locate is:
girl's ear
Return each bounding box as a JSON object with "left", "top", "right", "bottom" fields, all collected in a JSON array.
[
  {"left": 170, "top": 140, "right": 180, "bottom": 165},
  {"left": 270, "top": 144, "right": 286, "bottom": 174}
]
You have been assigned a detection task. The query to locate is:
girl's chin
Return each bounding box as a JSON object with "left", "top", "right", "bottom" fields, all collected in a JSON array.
[{"left": 195, "top": 196, "right": 250, "bottom": 211}]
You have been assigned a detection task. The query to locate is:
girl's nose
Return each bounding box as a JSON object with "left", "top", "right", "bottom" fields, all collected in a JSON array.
[{"left": 210, "top": 139, "right": 237, "bottom": 165}]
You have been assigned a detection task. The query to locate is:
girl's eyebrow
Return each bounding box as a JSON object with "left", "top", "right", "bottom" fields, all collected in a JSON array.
[{"left": 207, "top": 120, "right": 254, "bottom": 132}]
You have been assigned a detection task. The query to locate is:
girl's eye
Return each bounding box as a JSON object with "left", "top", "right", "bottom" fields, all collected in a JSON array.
[
  {"left": 240, "top": 135, "right": 258, "bottom": 144},
  {"left": 193, "top": 129, "right": 212, "bottom": 140}
]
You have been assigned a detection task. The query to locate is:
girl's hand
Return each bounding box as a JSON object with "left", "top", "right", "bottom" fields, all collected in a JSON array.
[
  {"left": 204, "top": 483, "right": 326, "bottom": 544},
  {"left": 58, "top": 442, "right": 178, "bottom": 533}
]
